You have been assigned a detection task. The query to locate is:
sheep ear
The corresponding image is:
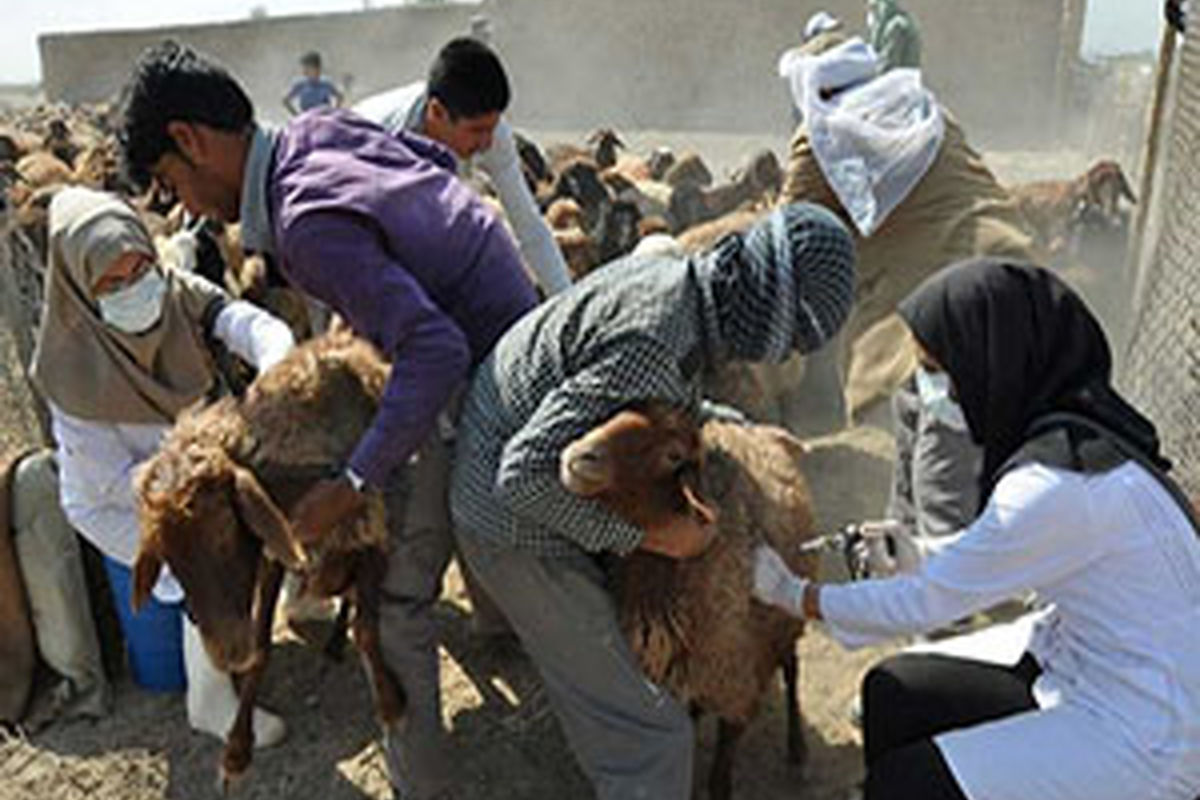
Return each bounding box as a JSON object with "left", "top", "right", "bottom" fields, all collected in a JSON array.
[
  {"left": 230, "top": 465, "right": 308, "bottom": 571},
  {"left": 131, "top": 545, "right": 163, "bottom": 613},
  {"left": 681, "top": 482, "right": 718, "bottom": 527}
]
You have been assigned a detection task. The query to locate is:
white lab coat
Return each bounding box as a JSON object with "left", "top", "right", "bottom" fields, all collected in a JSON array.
[
  {"left": 353, "top": 82, "right": 572, "bottom": 296},
  {"left": 50, "top": 300, "right": 294, "bottom": 603},
  {"left": 823, "top": 461, "right": 1200, "bottom": 800}
]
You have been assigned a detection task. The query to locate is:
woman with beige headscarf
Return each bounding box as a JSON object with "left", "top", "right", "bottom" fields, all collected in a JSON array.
[{"left": 29, "top": 186, "right": 293, "bottom": 745}]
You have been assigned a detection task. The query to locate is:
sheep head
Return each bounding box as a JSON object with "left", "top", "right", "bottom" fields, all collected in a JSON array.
[
  {"left": 551, "top": 159, "right": 612, "bottom": 231},
  {"left": 587, "top": 128, "right": 626, "bottom": 169},
  {"left": 133, "top": 443, "right": 307, "bottom": 673},
  {"left": 560, "top": 403, "right": 716, "bottom": 531},
  {"left": 1083, "top": 160, "right": 1136, "bottom": 222},
  {"left": 647, "top": 148, "right": 677, "bottom": 182}
]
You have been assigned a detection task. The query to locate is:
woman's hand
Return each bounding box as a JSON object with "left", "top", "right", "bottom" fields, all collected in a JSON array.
[
  {"left": 752, "top": 544, "right": 814, "bottom": 619},
  {"left": 291, "top": 477, "right": 365, "bottom": 545}
]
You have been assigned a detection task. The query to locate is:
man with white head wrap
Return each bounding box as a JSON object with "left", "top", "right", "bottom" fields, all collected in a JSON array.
[
  {"left": 776, "top": 31, "right": 1034, "bottom": 562},
  {"left": 777, "top": 32, "right": 1036, "bottom": 421},
  {"left": 450, "top": 203, "right": 856, "bottom": 799}
]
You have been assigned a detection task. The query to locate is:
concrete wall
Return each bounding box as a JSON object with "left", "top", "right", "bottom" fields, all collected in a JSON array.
[{"left": 40, "top": 0, "right": 1073, "bottom": 143}]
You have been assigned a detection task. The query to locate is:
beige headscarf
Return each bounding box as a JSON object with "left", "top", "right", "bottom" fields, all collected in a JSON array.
[{"left": 30, "top": 187, "right": 226, "bottom": 425}]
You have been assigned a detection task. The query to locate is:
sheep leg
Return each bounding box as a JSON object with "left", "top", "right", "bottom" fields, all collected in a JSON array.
[
  {"left": 351, "top": 550, "right": 407, "bottom": 727},
  {"left": 782, "top": 649, "right": 807, "bottom": 766},
  {"left": 219, "top": 559, "right": 284, "bottom": 794},
  {"left": 708, "top": 719, "right": 744, "bottom": 800}
]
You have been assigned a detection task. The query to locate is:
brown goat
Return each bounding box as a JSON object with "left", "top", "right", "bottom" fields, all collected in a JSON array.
[
  {"left": 132, "top": 331, "right": 403, "bottom": 789},
  {"left": 670, "top": 150, "right": 783, "bottom": 233},
  {"left": 1011, "top": 159, "right": 1137, "bottom": 256},
  {"left": 664, "top": 152, "right": 714, "bottom": 190},
  {"left": 561, "top": 403, "right": 816, "bottom": 800},
  {"left": 546, "top": 128, "right": 626, "bottom": 174}
]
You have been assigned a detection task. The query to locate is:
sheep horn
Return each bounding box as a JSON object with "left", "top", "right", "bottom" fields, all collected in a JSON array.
[{"left": 680, "top": 481, "right": 718, "bottom": 527}]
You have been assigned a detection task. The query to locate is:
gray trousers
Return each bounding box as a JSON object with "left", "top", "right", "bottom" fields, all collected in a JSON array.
[
  {"left": 12, "top": 450, "right": 110, "bottom": 720},
  {"left": 887, "top": 375, "right": 980, "bottom": 542},
  {"left": 456, "top": 527, "right": 694, "bottom": 800},
  {"left": 380, "top": 431, "right": 456, "bottom": 800}
]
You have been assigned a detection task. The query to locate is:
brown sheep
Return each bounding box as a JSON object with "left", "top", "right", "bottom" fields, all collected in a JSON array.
[
  {"left": 553, "top": 227, "right": 599, "bottom": 281},
  {"left": 670, "top": 150, "right": 783, "bottom": 233},
  {"left": 43, "top": 119, "right": 81, "bottom": 167},
  {"left": 544, "top": 158, "right": 612, "bottom": 232},
  {"left": 545, "top": 128, "right": 626, "bottom": 174},
  {"left": 544, "top": 197, "right": 586, "bottom": 231},
  {"left": 1010, "top": 159, "right": 1137, "bottom": 257},
  {"left": 15, "top": 151, "right": 72, "bottom": 191},
  {"left": 603, "top": 171, "right": 673, "bottom": 223},
  {"left": 606, "top": 146, "right": 677, "bottom": 184},
  {"left": 513, "top": 130, "right": 551, "bottom": 195},
  {"left": 664, "top": 152, "right": 714, "bottom": 190},
  {"left": 561, "top": 402, "right": 817, "bottom": 800},
  {"left": 132, "top": 331, "right": 403, "bottom": 788}
]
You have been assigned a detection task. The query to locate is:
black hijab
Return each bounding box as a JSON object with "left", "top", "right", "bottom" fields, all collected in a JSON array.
[{"left": 897, "top": 259, "right": 1167, "bottom": 502}]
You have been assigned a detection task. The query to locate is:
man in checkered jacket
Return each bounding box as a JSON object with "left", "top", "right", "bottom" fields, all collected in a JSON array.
[{"left": 450, "top": 203, "right": 856, "bottom": 799}]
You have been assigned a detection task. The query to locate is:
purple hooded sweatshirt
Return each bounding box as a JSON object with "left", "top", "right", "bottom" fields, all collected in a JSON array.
[{"left": 258, "top": 109, "right": 537, "bottom": 487}]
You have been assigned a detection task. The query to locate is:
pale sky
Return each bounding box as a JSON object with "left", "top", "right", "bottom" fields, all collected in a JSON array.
[{"left": 0, "top": 0, "right": 1165, "bottom": 85}]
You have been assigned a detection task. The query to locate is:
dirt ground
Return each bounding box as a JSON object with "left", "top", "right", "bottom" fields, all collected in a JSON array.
[
  {"left": 0, "top": 130, "right": 1102, "bottom": 799},
  {"left": 0, "top": 421, "right": 898, "bottom": 800}
]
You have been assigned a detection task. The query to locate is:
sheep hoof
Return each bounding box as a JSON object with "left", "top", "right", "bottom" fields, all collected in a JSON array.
[
  {"left": 217, "top": 765, "right": 243, "bottom": 796},
  {"left": 219, "top": 748, "right": 250, "bottom": 794}
]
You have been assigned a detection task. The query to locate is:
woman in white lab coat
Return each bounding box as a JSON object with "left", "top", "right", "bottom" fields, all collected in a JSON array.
[
  {"left": 754, "top": 259, "right": 1200, "bottom": 800},
  {"left": 29, "top": 187, "right": 293, "bottom": 746}
]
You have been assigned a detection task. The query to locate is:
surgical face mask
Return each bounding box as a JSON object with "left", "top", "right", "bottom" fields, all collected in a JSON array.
[
  {"left": 97, "top": 268, "right": 167, "bottom": 335},
  {"left": 915, "top": 365, "right": 967, "bottom": 431}
]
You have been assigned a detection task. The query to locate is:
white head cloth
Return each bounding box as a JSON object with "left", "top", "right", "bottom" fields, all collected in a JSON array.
[
  {"left": 778, "top": 37, "right": 945, "bottom": 236},
  {"left": 803, "top": 11, "right": 842, "bottom": 41}
]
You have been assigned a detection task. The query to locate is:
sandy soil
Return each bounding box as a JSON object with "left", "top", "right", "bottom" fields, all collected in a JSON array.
[
  {"left": 0, "top": 118, "right": 1094, "bottom": 800},
  {"left": 0, "top": 422, "right": 898, "bottom": 800}
]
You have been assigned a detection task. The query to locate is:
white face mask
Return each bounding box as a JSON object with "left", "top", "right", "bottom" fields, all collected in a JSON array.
[
  {"left": 915, "top": 365, "right": 967, "bottom": 431},
  {"left": 97, "top": 268, "right": 167, "bottom": 335}
]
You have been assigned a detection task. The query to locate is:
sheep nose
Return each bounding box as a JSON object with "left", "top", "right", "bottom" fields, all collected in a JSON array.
[{"left": 560, "top": 443, "right": 609, "bottom": 494}]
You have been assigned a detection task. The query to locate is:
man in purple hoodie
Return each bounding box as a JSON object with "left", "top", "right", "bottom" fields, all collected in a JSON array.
[{"left": 117, "top": 41, "right": 538, "bottom": 799}]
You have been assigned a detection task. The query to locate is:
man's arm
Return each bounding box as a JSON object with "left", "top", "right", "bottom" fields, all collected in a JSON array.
[
  {"left": 211, "top": 300, "right": 295, "bottom": 372},
  {"left": 282, "top": 212, "right": 472, "bottom": 488},
  {"left": 496, "top": 335, "right": 697, "bottom": 555},
  {"left": 478, "top": 121, "right": 573, "bottom": 295}
]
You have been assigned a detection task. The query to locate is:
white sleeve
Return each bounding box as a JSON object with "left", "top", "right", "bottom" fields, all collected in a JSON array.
[
  {"left": 50, "top": 406, "right": 147, "bottom": 566},
  {"left": 353, "top": 82, "right": 424, "bottom": 134},
  {"left": 821, "top": 464, "right": 1106, "bottom": 649},
  {"left": 212, "top": 300, "right": 295, "bottom": 372},
  {"left": 51, "top": 406, "right": 184, "bottom": 602},
  {"left": 477, "top": 121, "right": 573, "bottom": 296}
]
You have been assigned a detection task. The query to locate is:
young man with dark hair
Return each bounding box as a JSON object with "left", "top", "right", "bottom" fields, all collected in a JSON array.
[
  {"left": 355, "top": 37, "right": 572, "bottom": 296},
  {"left": 118, "top": 39, "right": 539, "bottom": 800},
  {"left": 283, "top": 50, "right": 343, "bottom": 115}
]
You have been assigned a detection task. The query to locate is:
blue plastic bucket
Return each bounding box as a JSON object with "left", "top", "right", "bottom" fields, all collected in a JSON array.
[{"left": 103, "top": 556, "right": 186, "bottom": 692}]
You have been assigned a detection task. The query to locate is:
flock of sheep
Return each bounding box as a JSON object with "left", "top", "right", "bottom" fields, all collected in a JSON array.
[
  {"left": 0, "top": 100, "right": 1142, "bottom": 796},
  {"left": 0, "top": 103, "right": 818, "bottom": 795}
]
